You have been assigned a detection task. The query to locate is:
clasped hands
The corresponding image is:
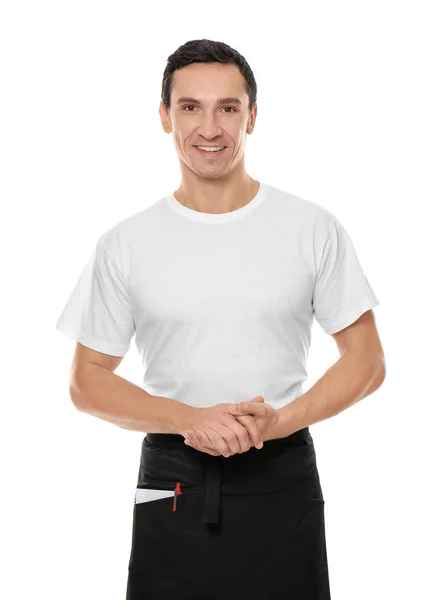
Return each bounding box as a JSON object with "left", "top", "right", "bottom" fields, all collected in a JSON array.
[{"left": 181, "top": 396, "right": 284, "bottom": 457}]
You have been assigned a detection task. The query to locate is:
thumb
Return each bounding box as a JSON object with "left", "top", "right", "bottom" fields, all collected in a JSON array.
[
  {"left": 228, "top": 396, "right": 263, "bottom": 411},
  {"left": 229, "top": 399, "right": 263, "bottom": 414}
]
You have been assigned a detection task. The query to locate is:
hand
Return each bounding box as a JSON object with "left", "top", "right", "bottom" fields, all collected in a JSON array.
[
  {"left": 181, "top": 396, "right": 265, "bottom": 457},
  {"left": 228, "top": 400, "right": 283, "bottom": 443}
]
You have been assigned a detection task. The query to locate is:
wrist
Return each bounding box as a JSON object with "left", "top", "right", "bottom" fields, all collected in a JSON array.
[
  {"left": 171, "top": 401, "right": 198, "bottom": 435},
  {"left": 275, "top": 404, "right": 294, "bottom": 439}
]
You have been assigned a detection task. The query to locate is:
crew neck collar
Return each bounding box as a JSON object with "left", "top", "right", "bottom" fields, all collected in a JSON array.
[{"left": 165, "top": 181, "right": 269, "bottom": 223}]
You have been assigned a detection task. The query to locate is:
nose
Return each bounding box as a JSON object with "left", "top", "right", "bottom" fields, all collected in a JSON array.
[{"left": 196, "top": 113, "right": 224, "bottom": 140}]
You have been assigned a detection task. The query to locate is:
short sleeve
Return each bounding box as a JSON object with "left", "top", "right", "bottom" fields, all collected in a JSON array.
[
  {"left": 55, "top": 236, "right": 135, "bottom": 356},
  {"left": 312, "top": 219, "right": 380, "bottom": 335}
]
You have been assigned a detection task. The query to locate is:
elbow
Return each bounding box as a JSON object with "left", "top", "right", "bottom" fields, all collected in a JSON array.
[
  {"left": 377, "top": 352, "right": 386, "bottom": 385},
  {"left": 371, "top": 354, "right": 386, "bottom": 391},
  {"left": 69, "top": 375, "right": 93, "bottom": 413},
  {"left": 69, "top": 384, "right": 89, "bottom": 412},
  {"left": 376, "top": 366, "right": 386, "bottom": 388}
]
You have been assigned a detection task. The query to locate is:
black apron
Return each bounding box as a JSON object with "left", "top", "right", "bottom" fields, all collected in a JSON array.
[{"left": 126, "top": 427, "right": 331, "bottom": 599}]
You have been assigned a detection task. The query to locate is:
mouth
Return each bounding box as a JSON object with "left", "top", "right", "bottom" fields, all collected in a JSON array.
[{"left": 193, "top": 146, "right": 227, "bottom": 158}]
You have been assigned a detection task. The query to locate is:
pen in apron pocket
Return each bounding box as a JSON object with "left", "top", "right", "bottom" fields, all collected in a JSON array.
[{"left": 172, "top": 481, "right": 182, "bottom": 511}]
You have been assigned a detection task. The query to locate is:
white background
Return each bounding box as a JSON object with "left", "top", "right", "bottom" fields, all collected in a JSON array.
[{"left": 1, "top": 1, "right": 445, "bottom": 598}]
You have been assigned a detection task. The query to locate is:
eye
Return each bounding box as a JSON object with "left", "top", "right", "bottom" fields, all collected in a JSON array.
[{"left": 182, "top": 106, "right": 237, "bottom": 113}]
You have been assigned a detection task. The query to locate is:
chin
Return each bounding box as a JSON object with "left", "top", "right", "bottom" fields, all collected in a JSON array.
[{"left": 197, "top": 171, "right": 225, "bottom": 180}]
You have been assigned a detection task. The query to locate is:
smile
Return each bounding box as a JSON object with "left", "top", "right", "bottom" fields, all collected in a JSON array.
[{"left": 194, "top": 146, "right": 227, "bottom": 157}]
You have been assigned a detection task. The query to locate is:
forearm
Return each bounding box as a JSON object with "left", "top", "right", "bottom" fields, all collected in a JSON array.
[
  {"left": 70, "top": 366, "right": 194, "bottom": 434},
  {"left": 278, "top": 351, "right": 386, "bottom": 438}
]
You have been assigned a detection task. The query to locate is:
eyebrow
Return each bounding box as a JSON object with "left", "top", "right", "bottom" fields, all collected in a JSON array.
[{"left": 176, "top": 96, "right": 242, "bottom": 106}]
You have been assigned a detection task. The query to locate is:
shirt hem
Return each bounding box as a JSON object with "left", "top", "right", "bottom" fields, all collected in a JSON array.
[
  {"left": 318, "top": 299, "right": 381, "bottom": 335},
  {"left": 55, "top": 323, "right": 131, "bottom": 356}
]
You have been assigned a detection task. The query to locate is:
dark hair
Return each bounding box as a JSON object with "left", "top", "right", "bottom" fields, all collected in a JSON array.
[{"left": 161, "top": 39, "right": 257, "bottom": 113}]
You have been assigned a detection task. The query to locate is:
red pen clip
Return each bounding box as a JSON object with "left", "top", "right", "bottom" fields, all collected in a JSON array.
[{"left": 172, "top": 481, "right": 182, "bottom": 512}]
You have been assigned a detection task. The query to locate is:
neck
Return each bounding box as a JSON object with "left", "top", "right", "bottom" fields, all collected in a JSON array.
[{"left": 173, "top": 174, "right": 259, "bottom": 215}]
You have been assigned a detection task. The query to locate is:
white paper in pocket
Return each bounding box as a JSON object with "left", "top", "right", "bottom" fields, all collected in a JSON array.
[{"left": 135, "top": 488, "right": 176, "bottom": 504}]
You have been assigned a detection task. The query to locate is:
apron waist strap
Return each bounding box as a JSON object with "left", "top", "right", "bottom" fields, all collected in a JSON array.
[
  {"left": 202, "top": 456, "right": 222, "bottom": 525},
  {"left": 144, "top": 427, "right": 311, "bottom": 527}
]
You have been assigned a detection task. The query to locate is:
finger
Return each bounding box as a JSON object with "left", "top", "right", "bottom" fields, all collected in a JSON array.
[
  {"left": 236, "top": 415, "right": 263, "bottom": 449},
  {"left": 229, "top": 401, "right": 264, "bottom": 416},
  {"left": 184, "top": 428, "right": 228, "bottom": 458},
  {"left": 187, "top": 440, "right": 221, "bottom": 456},
  {"left": 204, "top": 427, "right": 234, "bottom": 457},
  {"left": 196, "top": 430, "right": 224, "bottom": 456},
  {"left": 216, "top": 419, "right": 251, "bottom": 455},
  {"left": 234, "top": 415, "right": 259, "bottom": 448},
  {"left": 235, "top": 414, "right": 263, "bottom": 444},
  {"left": 186, "top": 430, "right": 209, "bottom": 453},
  {"left": 184, "top": 430, "right": 202, "bottom": 450},
  {"left": 196, "top": 433, "right": 222, "bottom": 456},
  {"left": 185, "top": 430, "right": 221, "bottom": 456}
]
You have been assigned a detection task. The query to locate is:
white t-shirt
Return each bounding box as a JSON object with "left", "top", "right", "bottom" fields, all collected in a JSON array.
[{"left": 55, "top": 181, "right": 380, "bottom": 409}]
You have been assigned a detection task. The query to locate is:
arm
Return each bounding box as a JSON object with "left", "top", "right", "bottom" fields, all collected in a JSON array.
[
  {"left": 277, "top": 309, "right": 386, "bottom": 438},
  {"left": 69, "top": 342, "right": 194, "bottom": 434}
]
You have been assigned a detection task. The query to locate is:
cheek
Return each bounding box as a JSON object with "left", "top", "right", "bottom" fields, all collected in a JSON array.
[
  {"left": 172, "top": 128, "right": 189, "bottom": 148},
  {"left": 231, "top": 135, "right": 245, "bottom": 153}
]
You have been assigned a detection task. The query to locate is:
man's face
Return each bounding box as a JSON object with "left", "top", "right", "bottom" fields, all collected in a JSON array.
[{"left": 159, "top": 62, "right": 257, "bottom": 179}]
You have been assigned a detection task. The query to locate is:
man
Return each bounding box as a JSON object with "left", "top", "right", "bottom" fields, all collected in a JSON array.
[{"left": 56, "top": 38, "right": 385, "bottom": 599}]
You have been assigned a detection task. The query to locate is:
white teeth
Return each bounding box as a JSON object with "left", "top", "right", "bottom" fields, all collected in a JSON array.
[{"left": 197, "top": 146, "right": 225, "bottom": 152}]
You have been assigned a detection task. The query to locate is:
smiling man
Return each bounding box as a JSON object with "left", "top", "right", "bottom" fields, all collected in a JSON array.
[
  {"left": 160, "top": 62, "right": 260, "bottom": 214},
  {"left": 56, "top": 38, "right": 385, "bottom": 599}
]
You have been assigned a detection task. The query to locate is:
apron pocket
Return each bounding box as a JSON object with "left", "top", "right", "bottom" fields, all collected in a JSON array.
[
  {"left": 128, "top": 485, "right": 327, "bottom": 585},
  {"left": 127, "top": 483, "right": 204, "bottom": 573}
]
